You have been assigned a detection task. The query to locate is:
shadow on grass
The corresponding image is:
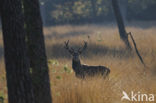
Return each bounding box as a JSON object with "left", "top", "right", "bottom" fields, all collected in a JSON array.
[
  {"left": 46, "top": 43, "right": 134, "bottom": 59},
  {"left": 45, "top": 30, "right": 91, "bottom": 39},
  {"left": 44, "top": 21, "right": 156, "bottom": 29}
]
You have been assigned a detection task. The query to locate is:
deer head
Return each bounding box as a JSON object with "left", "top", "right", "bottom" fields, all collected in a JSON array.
[{"left": 64, "top": 40, "right": 87, "bottom": 61}]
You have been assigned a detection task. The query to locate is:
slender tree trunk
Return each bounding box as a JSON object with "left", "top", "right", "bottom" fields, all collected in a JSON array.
[
  {"left": 0, "top": 0, "right": 34, "bottom": 103},
  {"left": 112, "top": 0, "right": 131, "bottom": 49},
  {"left": 22, "top": 0, "right": 52, "bottom": 103}
]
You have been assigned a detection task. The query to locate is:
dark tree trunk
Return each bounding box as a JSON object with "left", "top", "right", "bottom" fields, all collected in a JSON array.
[
  {"left": 22, "top": 0, "right": 52, "bottom": 103},
  {"left": 112, "top": 0, "right": 131, "bottom": 49},
  {"left": 119, "top": 0, "right": 128, "bottom": 23},
  {"left": 0, "top": 0, "right": 34, "bottom": 103}
]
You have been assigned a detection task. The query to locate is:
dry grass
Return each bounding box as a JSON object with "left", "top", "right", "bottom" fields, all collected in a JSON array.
[{"left": 0, "top": 23, "right": 156, "bottom": 103}]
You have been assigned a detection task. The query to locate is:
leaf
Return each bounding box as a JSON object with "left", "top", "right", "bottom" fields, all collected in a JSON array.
[
  {"left": 56, "top": 75, "right": 61, "bottom": 80},
  {"left": 0, "top": 96, "right": 4, "bottom": 103},
  {"left": 48, "top": 59, "right": 59, "bottom": 66},
  {"left": 52, "top": 69, "right": 56, "bottom": 73}
]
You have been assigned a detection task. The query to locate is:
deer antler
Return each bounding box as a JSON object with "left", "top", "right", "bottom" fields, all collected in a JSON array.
[
  {"left": 64, "top": 40, "right": 74, "bottom": 54},
  {"left": 78, "top": 41, "right": 87, "bottom": 54}
]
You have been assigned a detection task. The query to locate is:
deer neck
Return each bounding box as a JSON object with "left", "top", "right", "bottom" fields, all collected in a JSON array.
[{"left": 72, "top": 59, "right": 81, "bottom": 72}]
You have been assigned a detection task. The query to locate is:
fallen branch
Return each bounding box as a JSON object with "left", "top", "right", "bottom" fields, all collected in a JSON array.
[{"left": 127, "top": 32, "right": 147, "bottom": 68}]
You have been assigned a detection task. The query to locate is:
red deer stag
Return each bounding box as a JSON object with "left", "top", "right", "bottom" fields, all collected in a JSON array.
[{"left": 64, "top": 40, "right": 110, "bottom": 78}]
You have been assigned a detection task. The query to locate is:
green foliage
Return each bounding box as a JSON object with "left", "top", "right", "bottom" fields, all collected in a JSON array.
[
  {"left": 30, "top": 68, "right": 32, "bottom": 74},
  {"left": 64, "top": 64, "right": 73, "bottom": 74},
  {"left": 51, "top": 69, "right": 56, "bottom": 73},
  {"left": 55, "top": 92, "right": 61, "bottom": 96},
  {"left": 42, "top": 0, "right": 112, "bottom": 24},
  {"left": 48, "top": 59, "right": 59, "bottom": 66},
  {"left": 56, "top": 75, "right": 61, "bottom": 80},
  {"left": 127, "top": 0, "right": 156, "bottom": 20},
  {"left": 128, "top": 0, "right": 156, "bottom": 13},
  {"left": 0, "top": 94, "right": 4, "bottom": 103},
  {"left": 41, "top": 0, "right": 156, "bottom": 24},
  {"left": 0, "top": 96, "right": 4, "bottom": 103}
]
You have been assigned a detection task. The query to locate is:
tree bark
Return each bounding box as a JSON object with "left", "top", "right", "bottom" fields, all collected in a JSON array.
[
  {"left": 118, "top": 0, "right": 128, "bottom": 23},
  {"left": 112, "top": 0, "right": 131, "bottom": 49},
  {"left": 22, "top": 0, "right": 52, "bottom": 103},
  {"left": 0, "top": 0, "right": 34, "bottom": 103}
]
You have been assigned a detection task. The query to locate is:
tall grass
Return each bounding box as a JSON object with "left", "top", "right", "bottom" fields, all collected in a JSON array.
[{"left": 0, "top": 23, "right": 156, "bottom": 103}]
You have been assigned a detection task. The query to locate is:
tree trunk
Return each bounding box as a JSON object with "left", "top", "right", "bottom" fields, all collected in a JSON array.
[
  {"left": 22, "top": 0, "right": 52, "bottom": 103},
  {"left": 0, "top": 0, "right": 34, "bottom": 103},
  {"left": 112, "top": 0, "right": 131, "bottom": 49},
  {"left": 119, "top": 0, "right": 128, "bottom": 23}
]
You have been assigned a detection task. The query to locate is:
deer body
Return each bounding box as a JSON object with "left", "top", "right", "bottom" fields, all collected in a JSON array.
[
  {"left": 65, "top": 40, "right": 110, "bottom": 78},
  {"left": 72, "top": 55, "right": 110, "bottom": 78}
]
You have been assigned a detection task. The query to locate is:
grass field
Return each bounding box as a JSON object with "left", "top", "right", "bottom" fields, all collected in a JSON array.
[{"left": 0, "top": 22, "right": 156, "bottom": 103}]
